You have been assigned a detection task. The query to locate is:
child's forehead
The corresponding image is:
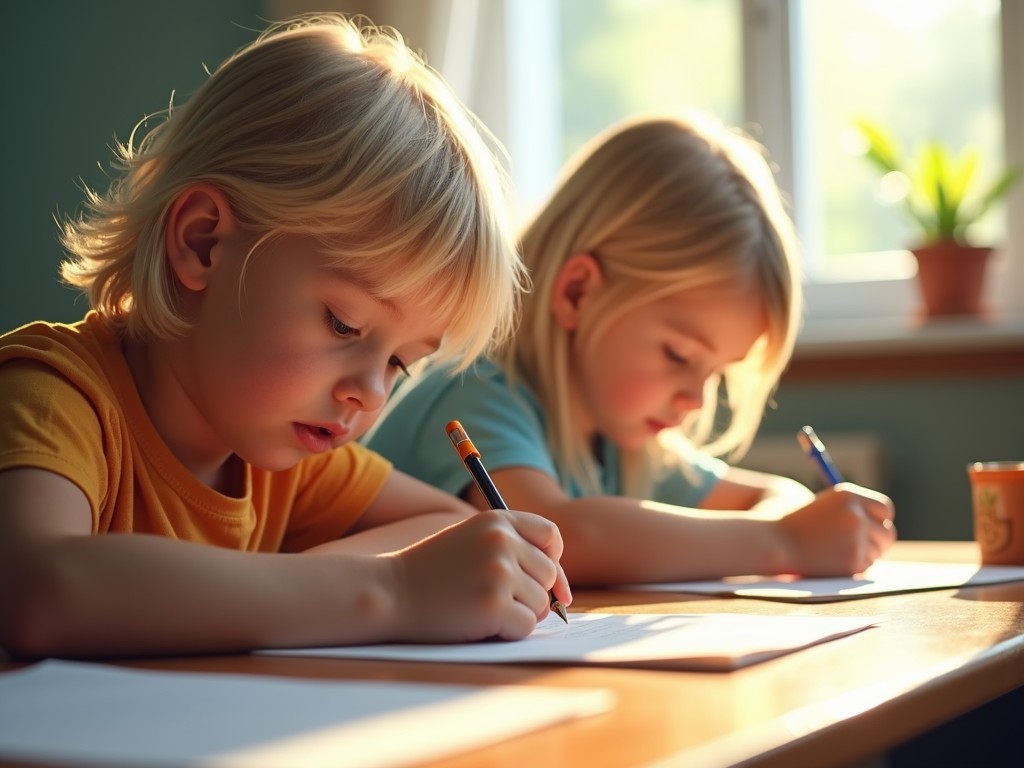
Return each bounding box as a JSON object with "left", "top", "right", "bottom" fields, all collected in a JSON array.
[{"left": 322, "top": 263, "right": 457, "bottom": 323}]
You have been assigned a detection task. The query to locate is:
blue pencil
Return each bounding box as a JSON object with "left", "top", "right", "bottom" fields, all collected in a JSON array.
[{"left": 797, "top": 425, "right": 844, "bottom": 486}]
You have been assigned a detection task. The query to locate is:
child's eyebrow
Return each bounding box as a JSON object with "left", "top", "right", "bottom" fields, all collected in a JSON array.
[
  {"left": 325, "top": 269, "right": 443, "bottom": 351},
  {"left": 663, "top": 317, "right": 713, "bottom": 353}
]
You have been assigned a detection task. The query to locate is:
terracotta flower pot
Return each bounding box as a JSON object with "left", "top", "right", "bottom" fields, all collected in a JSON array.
[{"left": 910, "top": 243, "right": 992, "bottom": 318}]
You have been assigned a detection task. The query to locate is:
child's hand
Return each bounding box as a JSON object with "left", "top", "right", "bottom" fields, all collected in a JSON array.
[
  {"left": 775, "top": 483, "right": 896, "bottom": 576},
  {"left": 385, "top": 509, "right": 570, "bottom": 642}
]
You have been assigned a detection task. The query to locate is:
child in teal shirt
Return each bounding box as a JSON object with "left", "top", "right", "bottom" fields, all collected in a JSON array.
[{"left": 367, "top": 113, "right": 896, "bottom": 586}]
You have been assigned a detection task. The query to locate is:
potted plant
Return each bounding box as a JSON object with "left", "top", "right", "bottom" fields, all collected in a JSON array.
[{"left": 854, "top": 118, "right": 1020, "bottom": 318}]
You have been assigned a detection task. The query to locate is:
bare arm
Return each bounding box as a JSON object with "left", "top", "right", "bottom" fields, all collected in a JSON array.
[
  {"left": 466, "top": 465, "right": 895, "bottom": 586},
  {"left": 699, "top": 464, "right": 816, "bottom": 517},
  {"left": 314, "top": 469, "right": 476, "bottom": 555},
  {"left": 0, "top": 468, "right": 568, "bottom": 659}
]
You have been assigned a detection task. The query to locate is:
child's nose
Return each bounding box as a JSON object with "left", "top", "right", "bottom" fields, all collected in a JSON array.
[
  {"left": 333, "top": 368, "right": 388, "bottom": 412},
  {"left": 672, "top": 366, "right": 712, "bottom": 415},
  {"left": 671, "top": 385, "right": 704, "bottom": 414}
]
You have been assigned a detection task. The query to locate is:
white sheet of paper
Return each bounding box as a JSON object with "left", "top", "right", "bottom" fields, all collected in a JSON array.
[
  {"left": 0, "top": 660, "right": 613, "bottom": 768},
  {"left": 621, "top": 560, "right": 1024, "bottom": 602},
  {"left": 261, "top": 612, "right": 880, "bottom": 671}
]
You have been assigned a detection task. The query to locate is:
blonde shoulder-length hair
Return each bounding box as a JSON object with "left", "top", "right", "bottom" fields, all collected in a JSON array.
[
  {"left": 60, "top": 13, "right": 523, "bottom": 369},
  {"left": 499, "top": 113, "right": 802, "bottom": 497}
]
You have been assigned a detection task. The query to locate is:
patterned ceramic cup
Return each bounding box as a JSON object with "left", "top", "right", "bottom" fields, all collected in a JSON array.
[{"left": 967, "top": 462, "right": 1024, "bottom": 565}]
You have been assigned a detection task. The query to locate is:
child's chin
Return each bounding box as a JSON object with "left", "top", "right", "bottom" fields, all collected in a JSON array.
[{"left": 243, "top": 449, "right": 305, "bottom": 473}]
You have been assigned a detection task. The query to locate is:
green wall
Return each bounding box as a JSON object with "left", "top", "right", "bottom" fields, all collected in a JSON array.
[
  {"left": 2, "top": 0, "right": 262, "bottom": 333},
  {"left": 760, "top": 372, "right": 1024, "bottom": 541}
]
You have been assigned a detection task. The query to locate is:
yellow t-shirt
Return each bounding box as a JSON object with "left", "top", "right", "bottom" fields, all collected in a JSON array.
[{"left": 0, "top": 313, "right": 392, "bottom": 552}]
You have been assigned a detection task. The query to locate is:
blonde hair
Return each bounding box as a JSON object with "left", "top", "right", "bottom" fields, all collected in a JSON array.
[
  {"left": 60, "top": 13, "right": 522, "bottom": 368},
  {"left": 500, "top": 113, "right": 803, "bottom": 497}
]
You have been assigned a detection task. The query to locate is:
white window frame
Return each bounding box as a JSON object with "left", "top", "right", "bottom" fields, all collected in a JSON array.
[{"left": 742, "top": 0, "right": 1024, "bottom": 333}]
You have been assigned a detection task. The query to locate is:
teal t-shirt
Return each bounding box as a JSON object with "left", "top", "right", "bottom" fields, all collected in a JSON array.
[{"left": 364, "top": 358, "right": 726, "bottom": 505}]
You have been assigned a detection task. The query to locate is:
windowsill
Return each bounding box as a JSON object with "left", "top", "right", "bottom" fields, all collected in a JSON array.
[
  {"left": 796, "top": 311, "right": 1024, "bottom": 355},
  {"left": 785, "top": 312, "right": 1024, "bottom": 381}
]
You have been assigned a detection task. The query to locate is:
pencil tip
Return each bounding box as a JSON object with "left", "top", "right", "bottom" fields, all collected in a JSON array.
[{"left": 552, "top": 600, "right": 569, "bottom": 623}]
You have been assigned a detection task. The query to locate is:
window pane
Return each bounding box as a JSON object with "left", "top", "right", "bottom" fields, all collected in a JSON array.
[
  {"left": 556, "top": 0, "right": 742, "bottom": 171},
  {"left": 797, "top": 0, "right": 1005, "bottom": 279}
]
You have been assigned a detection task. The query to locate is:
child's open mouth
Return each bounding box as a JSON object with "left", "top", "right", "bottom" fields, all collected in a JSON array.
[{"left": 294, "top": 423, "right": 342, "bottom": 453}]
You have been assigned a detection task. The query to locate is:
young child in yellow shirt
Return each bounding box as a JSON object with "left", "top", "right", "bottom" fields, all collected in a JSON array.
[{"left": 0, "top": 13, "right": 568, "bottom": 659}]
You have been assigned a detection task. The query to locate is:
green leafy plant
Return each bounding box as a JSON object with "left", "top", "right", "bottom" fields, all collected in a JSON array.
[{"left": 854, "top": 118, "right": 1020, "bottom": 247}]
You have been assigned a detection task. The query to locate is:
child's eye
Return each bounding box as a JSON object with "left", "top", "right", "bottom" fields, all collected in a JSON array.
[
  {"left": 325, "top": 308, "right": 357, "bottom": 338},
  {"left": 389, "top": 355, "right": 410, "bottom": 377},
  {"left": 664, "top": 345, "right": 689, "bottom": 365},
  {"left": 325, "top": 307, "right": 408, "bottom": 376}
]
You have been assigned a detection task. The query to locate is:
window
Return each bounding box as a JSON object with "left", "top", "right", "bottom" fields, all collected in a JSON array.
[
  {"left": 492, "top": 0, "right": 1022, "bottom": 326},
  {"left": 796, "top": 0, "right": 1005, "bottom": 278}
]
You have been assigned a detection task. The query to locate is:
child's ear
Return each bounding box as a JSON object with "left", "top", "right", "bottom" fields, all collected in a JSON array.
[
  {"left": 551, "top": 252, "right": 603, "bottom": 331},
  {"left": 165, "top": 184, "right": 237, "bottom": 292}
]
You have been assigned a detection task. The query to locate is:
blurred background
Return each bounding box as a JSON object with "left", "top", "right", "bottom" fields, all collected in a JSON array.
[{"left": 3, "top": 0, "right": 1021, "bottom": 540}]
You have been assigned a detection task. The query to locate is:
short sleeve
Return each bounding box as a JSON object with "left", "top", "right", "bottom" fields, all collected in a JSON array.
[
  {"left": 0, "top": 359, "right": 112, "bottom": 522},
  {"left": 648, "top": 447, "right": 729, "bottom": 507},
  {"left": 365, "top": 362, "right": 559, "bottom": 498}
]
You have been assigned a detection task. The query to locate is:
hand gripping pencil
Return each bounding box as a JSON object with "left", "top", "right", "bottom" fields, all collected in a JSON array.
[{"left": 445, "top": 420, "right": 569, "bottom": 623}]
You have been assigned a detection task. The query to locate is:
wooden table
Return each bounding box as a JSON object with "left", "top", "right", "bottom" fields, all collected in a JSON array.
[{"left": 4, "top": 541, "right": 1023, "bottom": 767}]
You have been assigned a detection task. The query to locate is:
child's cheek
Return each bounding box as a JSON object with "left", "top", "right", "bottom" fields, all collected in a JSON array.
[
  {"left": 606, "top": 374, "right": 661, "bottom": 410},
  {"left": 351, "top": 410, "right": 384, "bottom": 442}
]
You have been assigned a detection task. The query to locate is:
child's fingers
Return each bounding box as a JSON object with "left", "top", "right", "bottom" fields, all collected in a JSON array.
[
  {"left": 834, "top": 483, "right": 895, "bottom": 524},
  {"left": 503, "top": 509, "right": 572, "bottom": 607},
  {"left": 510, "top": 570, "right": 554, "bottom": 621},
  {"left": 504, "top": 508, "right": 564, "bottom": 561},
  {"left": 512, "top": 531, "right": 571, "bottom": 614},
  {"left": 873, "top": 514, "right": 898, "bottom": 550},
  {"left": 550, "top": 564, "right": 572, "bottom": 607},
  {"left": 866, "top": 498, "right": 896, "bottom": 527},
  {"left": 483, "top": 591, "right": 543, "bottom": 641},
  {"left": 395, "top": 509, "right": 570, "bottom": 640},
  {"left": 845, "top": 493, "right": 896, "bottom": 564}
]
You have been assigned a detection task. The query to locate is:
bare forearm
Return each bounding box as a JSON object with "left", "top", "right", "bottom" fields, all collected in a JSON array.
[
  {"left": 307, "top": 512, "right": 467, "bottom": 555},
  {"left": 1, "top": 534, "right": 399, "bottom": 659},
  {"left": 550, "top": 483, "right": 894, "bottom": 585},
  {"left": 700, "top": 469, "right": 815, "bottom": 517},
  {"left": 551, "top": 498, "right": 786, "bottom": 585}
]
